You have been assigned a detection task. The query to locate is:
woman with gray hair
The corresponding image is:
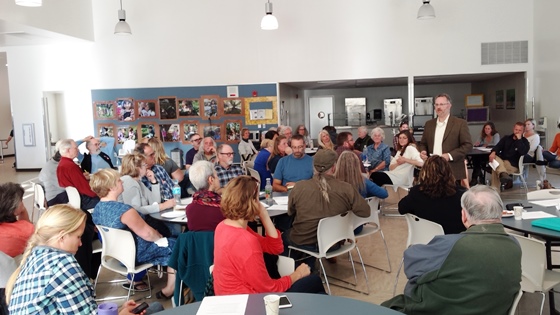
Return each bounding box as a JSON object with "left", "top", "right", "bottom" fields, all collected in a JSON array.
[
  {"left": 363, "top": 127, "right": 391, "bottom": 173},
  {"left": 185, "top": 161, "right": 224, "bottom": 231}
]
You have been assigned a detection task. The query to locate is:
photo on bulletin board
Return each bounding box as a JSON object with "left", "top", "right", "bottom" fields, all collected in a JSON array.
[
  {"left": 159, "top": 123, "right": 181, "bottom": 142},
  {"left": 182, "top": 121, "right": 200, "bottom": 144},
  {"left": 116, "top": 125, "right": 138, "bottom": 144},
  {"left": 495, "top": 90, "right": 504, "bottom": 109},
  {"left": 201, "top": 124, "right": 222, "bottom": 141},
  {"left": 139, "top": 122, "right": 159, "bottom": 141},
  {"left": 223, "top": 98, "right": 244, "bottom": 116},
  {"left": 137, "top": 100, "right": 158, "bottom": 118},
  {"left": 159, "top": 97, "right": 178, "bottom": 119},
  {"left": 506, "top": 89, "right": 516, "bottom": 110},
  {"left": 224, "top": 120, "right": 242, "bottom": 143},
  {"left": 116, "top": 98, "right": 135, "bottom": 122},
  {"left": 178, "top": 99, "right": 201, "bottom": 117},
  {"left": 243, "top": 96, "right": 277, "bottom": 125},
  {"left": 93, "top": 101, "right": 116, "bottom": 120},
  {"left": 98, "top": 124, "right": 115, "bottom": 139},
  {"left": 201, "top": 95, "right": 221, "bottom": 118}
]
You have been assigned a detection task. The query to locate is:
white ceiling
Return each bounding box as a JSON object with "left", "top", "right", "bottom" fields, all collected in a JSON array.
[{"left": 0, "top": 19, "right": 79, "bottom": 47}]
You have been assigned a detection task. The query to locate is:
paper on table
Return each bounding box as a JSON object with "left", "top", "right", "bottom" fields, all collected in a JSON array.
[
  {"left": 522, "top": 211, "right": 557, "bottom": 220},
  {"left": 161, "top": 211, "right": 185, "bottom": 218},
  {"left": 196, "top": 294, "right": 248, "bottom": 315},
  {"left": 529, "top": 199, "right": 560, "bottom": 207},
  {"left": 489, "top": 159, "right": 500, "bottom": 171},
  {"left": 170, "top": 216, "right": 187, "bottom": 223},
  {"left": 476, "top": 147, "right": 492, "bottom": 152},
  {"left": 268, "top": 204, "right": 288, "bottom": 211},
  {"left": 273, "top": 196, "right": 289, "bottom": 205},
  {"left": 175, "top": 197, "right": 193, "bottom": 210},
  {"left": 260, "top": 201, "right": 270, "bottom": 208}
]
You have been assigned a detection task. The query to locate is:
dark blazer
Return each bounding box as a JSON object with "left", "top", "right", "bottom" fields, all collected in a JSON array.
[
  {"left": 81, "top": 152, "right": 115, "bottom": 173},
  {"left": 417, "top": 116, "right": 473, "bottom": 180}
]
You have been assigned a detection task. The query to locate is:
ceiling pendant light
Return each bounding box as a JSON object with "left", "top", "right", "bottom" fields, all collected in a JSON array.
[
  {"left": 261, "top": 0, "right": 278, "bottom": 30},
  {"left": 417, "top": 0, "right": 436, "bottom": 20},
  {"left": 15, "top": 0, "right": 42, "bottom": 7},
  {"left": 114, "top": 0, "right": 132, "bottom": 35}
]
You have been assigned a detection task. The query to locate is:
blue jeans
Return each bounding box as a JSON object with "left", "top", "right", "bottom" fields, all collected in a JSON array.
[{"left": 544, "top": 151, "right": 560, "bottom": 168}]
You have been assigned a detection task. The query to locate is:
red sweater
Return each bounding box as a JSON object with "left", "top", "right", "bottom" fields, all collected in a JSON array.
[
  {"left": 57, "top": 157, "right": 97, "bottom": 197},
  {"left": 213, "top": 221, "right": 291, "bottom": 295}
]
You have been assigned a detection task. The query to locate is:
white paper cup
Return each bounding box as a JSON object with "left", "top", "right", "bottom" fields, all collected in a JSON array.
[
  {"left": 264, "top": 294, "right": 280, "bottom": 315},
  {"left": 513, "top": 206, "right": 523, "bottom": 221}
]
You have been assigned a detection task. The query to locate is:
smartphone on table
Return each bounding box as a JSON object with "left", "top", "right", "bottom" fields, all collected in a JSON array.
[{"left": 279, "top": 295, "right": 292, "bottom": 308}]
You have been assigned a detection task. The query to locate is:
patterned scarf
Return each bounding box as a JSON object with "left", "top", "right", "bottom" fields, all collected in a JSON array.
[{"left": 192, "top": 189, "right": 221, "bottom": 207}]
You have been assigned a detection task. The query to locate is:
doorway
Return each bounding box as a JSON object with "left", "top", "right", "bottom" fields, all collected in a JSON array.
[{"left": 309, "top": 96, "right": 334, "bottom": 139}]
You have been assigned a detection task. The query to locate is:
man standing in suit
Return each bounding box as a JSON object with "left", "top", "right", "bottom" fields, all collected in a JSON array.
[{"left": 417, "top": 93, "right": 473, "bottom": 181}]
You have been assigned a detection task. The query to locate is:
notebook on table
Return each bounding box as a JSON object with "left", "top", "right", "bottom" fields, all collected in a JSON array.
[{"left": 532, "top": 218, "right": 560, "bottom": 232}]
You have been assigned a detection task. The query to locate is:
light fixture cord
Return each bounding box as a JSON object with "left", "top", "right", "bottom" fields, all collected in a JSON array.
[{"left": 119, "top": 0, "right": 123, "bottom": 11}]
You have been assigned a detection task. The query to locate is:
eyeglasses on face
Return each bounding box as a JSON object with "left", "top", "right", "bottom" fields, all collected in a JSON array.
[
  {"left": 292, "top": 146, "right": 305, "bottom": 150},
  {"left": 434, "top": 103, "right": 449, "bottom": 107},
  {"left": 220, "top": 152, "right": 235, "bottom": 156},
  {"left": 192, "top": 138, "right": 202, "bottom": 142}
]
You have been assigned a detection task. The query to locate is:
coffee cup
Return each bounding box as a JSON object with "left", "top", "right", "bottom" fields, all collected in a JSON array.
[
  {"left": 264, "top": 294, "right": 280, "bottom": 315},
  {"left": 513, "top": 206, "right": 523, "bottom": 221}
]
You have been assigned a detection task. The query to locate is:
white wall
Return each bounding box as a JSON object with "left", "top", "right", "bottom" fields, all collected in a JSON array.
[
  {"left": 533, "top": 2, "right": 560, "bottom": 147},
  {"left": 0, "top": 52, "right": 14, "bottom": 155},
  {"left": 3, "top": 0, "right": 535, "bottom": 168}
]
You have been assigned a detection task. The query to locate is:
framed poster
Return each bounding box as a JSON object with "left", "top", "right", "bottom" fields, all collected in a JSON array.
[
  {"left": 244, "top": 96, "right": 277, "bottom": 125},
  {"left": 136, "top": 100, "right": 158, "bottom": 118},
  {"left": 116, "top": 98, "right": 135, "bottom": 121},
  {"left": 201, "top": 124, "right": 223, "bottom": 141},
  {"left": 97, "top": 123, "right": 115, "bottom": 139},
  {"left": 159, "top": 97, "right": 178, "bottom": 120},
  {"left": 465, "top": 94, "right": 484, "bottom": 107},
  {"left": 495, "top": 90, "right": 504, "bottom": 109},
  {"left": 223, "top": 98, "right": 244, "bottom": 116},
  {"left": 93, "top": 101, "right": 116, "bottom": 120},
  {"left": 139, "top": 122, "right": 159, "bottom": 141},
  {"left": 116, "top": 125, "right": 138, "bottom": 144},
  {"left": 178, "top": 98, "right": 201, "bottom": 117},
  {"left": 201, "top": 95, "right": 221, "bottom": 118},
  {"left": 224, "top": 120, "right": 242, "bottom": 143},
  {"left": 159, "top": 123, "right": 181, "bottom": 142},
  {"left": 182, "top": 121, "right": 200, "bottom": 144},
  {"left": 506, "top": 89, "right": 516, "bottom": 110}
]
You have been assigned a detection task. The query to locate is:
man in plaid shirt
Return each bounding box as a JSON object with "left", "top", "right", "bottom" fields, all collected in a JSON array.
[
  {"left": 215, "top": 144, "right": 244, "bottom": 194},
  {"left": 136, "top": 143, "right": 174, "bottom": 201}
]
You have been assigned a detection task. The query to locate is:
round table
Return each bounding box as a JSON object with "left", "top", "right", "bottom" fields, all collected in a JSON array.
[{"left": 154, "top": 293, "right": 401, "bottom": 315}]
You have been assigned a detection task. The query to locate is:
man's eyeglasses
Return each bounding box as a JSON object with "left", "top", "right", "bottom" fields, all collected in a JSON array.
[
  {"left": 434, "top": 103, "right": 449, "bottom": 107},
  {"left": 191, "top": 138, "right": 202, "bottom": 142},
  {"left": 292, "top": 146, "right": 305, "bottom": 150},
  {"left": 220, "top": 152, "right": 235, "bottom": 157}
]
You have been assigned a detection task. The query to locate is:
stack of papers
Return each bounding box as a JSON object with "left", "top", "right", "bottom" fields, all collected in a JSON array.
[
  {"left": 196, "top": 294, "right": 248, "bottom": 315},
  {"left": 273, "top": 196, "right": 289, "bottom": 205},
  {"left": 489, "top": 159, "right": 500, "bottom": 171},
  {"left": 522, "top": 211, "right": 556, "bottom": 220},
  {"left": 476, "top": 147, "right": 492, "bottom": 152}
]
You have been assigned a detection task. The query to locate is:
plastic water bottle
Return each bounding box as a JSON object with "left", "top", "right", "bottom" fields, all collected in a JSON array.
[
  {"left": 172, "top": 179, "right": 181, "bottom": 203},
  {"left": 265, "top": 178, "right": 273, "bottom": 203}
]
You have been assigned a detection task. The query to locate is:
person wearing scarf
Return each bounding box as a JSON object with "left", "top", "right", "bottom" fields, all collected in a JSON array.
[{"left": 185, "top": 161, "right": 224, "bottom": 231}]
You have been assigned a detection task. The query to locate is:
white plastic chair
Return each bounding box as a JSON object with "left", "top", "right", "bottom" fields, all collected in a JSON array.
[
  {"left": 32, "top": 183, "right": 47, "bottom": 223},
  {"left": 352, "top": 197, "right": 391, "bottom": 273},
  {"left": 526, "top": 189, "right": 560, "bottom": 201},
  {"left": 94, "top": 225, "right": 154, "bottom": 301},
  {"left": 247, "top": 167, "right": 261, "bottom": 184},
  {"left": 380, "top": 184, "right": 409, "bottom": 216},
  {"left": 289, "top": 212, "right": 366, "bottom": 295},
  {"left": 509, "top": 289, "right": 523, "bottom": 315},
  {"left": 510, "top": 156, "right": 528, "bottom": 193},
  {"left": 65, "top": 186, "right": 81, "bottom": 209},
  {"left": 277, "top": 255, "right": 295, "bottom": 277},
  {"left": 393, "top": 214, "right": 444, "bottom": 296},
  {"left": 122, "top": 139, "right": 136, "bottom": 154},
  {"left": 511, "top": 234, "right": 560, "bottom": 315}
]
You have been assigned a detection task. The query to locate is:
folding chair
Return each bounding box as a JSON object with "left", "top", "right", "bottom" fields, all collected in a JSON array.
[
  {"left": 65, "top": 186, "right": 81, "bottom": 209},
  {"left": 32, "top": 183, "right": 47, "bottom": 223},
  {"left": 510, "top": 156, "right": 528, "bottom": 193}
]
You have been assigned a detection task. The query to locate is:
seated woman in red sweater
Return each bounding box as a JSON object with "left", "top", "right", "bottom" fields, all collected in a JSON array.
[
  {"left": 213, "top": 176, "right": 325, "bottom": 295},
  {"left": 185, "top": 160, "right": 224, "bottom": 231}
]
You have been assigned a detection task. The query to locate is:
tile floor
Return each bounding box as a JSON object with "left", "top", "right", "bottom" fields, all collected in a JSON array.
[{"left": 3, "top": 155, "right": 560, "bottom": 314}]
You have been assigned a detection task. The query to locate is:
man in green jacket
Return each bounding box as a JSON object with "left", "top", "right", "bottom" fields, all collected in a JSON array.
[{"left": 382, "top": 185, "right": 521, "bottom": 315}]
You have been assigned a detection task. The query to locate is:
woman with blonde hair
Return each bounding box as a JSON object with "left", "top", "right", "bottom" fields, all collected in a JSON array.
[
  {"left": 213, "top": 176, "right": 325, "bottom": 295},
  {"left": 119, "top": 152, "right": 175, "bottom": 214},
  {"left": 335, "top": 151, "right": 388, "bottom": 200},
  {"left": 90, "top": 168, "right": 176, "bottom": 300},
  {"left": 147, "top": 137, "right": 184, "bottom": 183},
  {"left": 6, "top": 205, "right": 158, "bottom": 314},
  {"left": 317, "top": 130, "right": 334, "bottom": 151}
]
